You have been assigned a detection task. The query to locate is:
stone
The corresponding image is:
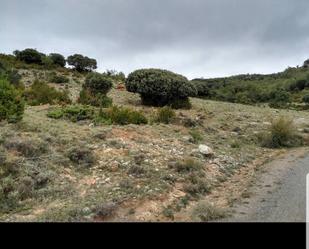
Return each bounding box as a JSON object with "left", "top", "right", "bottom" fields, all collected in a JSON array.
[{"left": 199, "top": 144, "right": 214, "bottom": 156}]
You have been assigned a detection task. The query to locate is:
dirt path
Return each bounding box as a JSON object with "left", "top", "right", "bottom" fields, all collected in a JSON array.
[{"left": 222, "top": 148, "right": 309, "bottom": 222}]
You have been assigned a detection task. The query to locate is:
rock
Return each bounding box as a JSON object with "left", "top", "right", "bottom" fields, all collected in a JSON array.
[
  {"left": 198, "top": 144, "right": 214, "bottom": 156},
  {"left": 232, "top": 127, "right": 242, "bottom": 133},
  {"left": 303, "top": 128, "right": 309, "bottom": 134}
]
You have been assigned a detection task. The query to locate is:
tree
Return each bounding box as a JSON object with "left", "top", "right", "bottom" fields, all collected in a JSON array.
[
  {"left": 125, "top": 69, "right": 197, "bottom": 109},
  {"left": 49, "top": 53, "right": 66, "bottom": 67},
  {"left": 303, "top": 59, "right": 309, "bottom": 68},
  {"left": 13, "top": 48, "right": 44, "bottom": 64},
  {"left": 67, "top": 54, "right": 97, "bottom": 72}
]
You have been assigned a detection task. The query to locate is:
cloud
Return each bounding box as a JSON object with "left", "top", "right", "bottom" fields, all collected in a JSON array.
[{"left": 1, "top": 0, "right": 309, "bottom": 79}]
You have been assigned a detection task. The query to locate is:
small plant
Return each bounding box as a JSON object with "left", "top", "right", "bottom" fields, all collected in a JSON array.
[
  {"left": 155, "top": 107, "right": 176, "bottom": 124},
  {"left": 67, "top": 146, "right": 96, "bottom": 168},
  {"left": 184, "top": 179, "right": 211, "bottom": 197},
  {"left": 189, "top": 129, "right": 203, "bottom": 144},
  {"left": 50, "top": 74, "right": 69, "bottom": 84},
  {"left": 191, "top": 202, "right": 227, "bottom": 222},
  {"left": 259, "top": 117, "right": 303, "bottom": 148},
  {"left": 171, "top": 158, "right": 203, "bottom": 173}
]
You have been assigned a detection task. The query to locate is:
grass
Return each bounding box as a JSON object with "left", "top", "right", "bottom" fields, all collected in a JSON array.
[{"left": 191, "top": 202, "right": 227, "bottom": 222}]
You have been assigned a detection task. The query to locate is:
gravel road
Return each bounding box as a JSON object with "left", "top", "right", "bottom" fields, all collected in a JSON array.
[{"left": 225, "top": 148, "right": 309, "bottom": 222}]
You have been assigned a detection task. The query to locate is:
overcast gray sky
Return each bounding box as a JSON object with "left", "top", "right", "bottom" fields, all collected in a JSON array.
[{"left": 1, "top": 0, "right": 309, "bottom": 79}]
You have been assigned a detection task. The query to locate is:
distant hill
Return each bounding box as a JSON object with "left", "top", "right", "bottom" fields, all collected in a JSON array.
[{"left": 191, "top": 66, "right": 309, "bottom": 109}]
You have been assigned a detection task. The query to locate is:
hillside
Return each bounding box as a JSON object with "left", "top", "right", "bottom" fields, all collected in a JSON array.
[
  {"left": 192, "top": 66, "right": 309, "bottom": 108},
  {"left": 1, "top": 65, "right": 309, "bottom": 221}
]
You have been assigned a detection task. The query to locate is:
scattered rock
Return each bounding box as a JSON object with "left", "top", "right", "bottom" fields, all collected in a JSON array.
[{"left": 199, "top": 145, "right": 214, "bottom": 157}]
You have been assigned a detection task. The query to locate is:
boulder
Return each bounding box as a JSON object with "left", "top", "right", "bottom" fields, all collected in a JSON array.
[{"left": 199, "top": 145, "right": 214, "bottom": 156}]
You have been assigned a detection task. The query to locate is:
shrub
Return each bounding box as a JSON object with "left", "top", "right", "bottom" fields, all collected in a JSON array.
[
  {"left": 24, "top": 80, "right": 71, "bottom": 106},
  {"left": 171, "top": 158, "right": 203, "bottom": 173},
  {"left": 189, "top": 129, "right": 203, "bottom": 144},
  {"left": 125, "top": 69, "right": 197, "bottom": 109},
  {"left": 49, "top": 74, "right": 70, "bottom": 84},
  {"left": 47, "top": 105, "right": 95, "bottom": 122},
  {"left": 4, "top": 136, "right": 48, "bottom": 158},
  {"left": 67, "top": 146, "right": 96, "bottom": 168},
  {"left": 97, "top": 106, "right": 148, "bottom": 125},
  {"left": 14, "top": 48, "right": 44, "bottom": 64},
  {"left": 269, "top": 89, "right": 291, "bottom": 108},
  {"left": 84, "top": 72, "right": 113, "bottom": 95},
  {"left": 67, "top": 54, "right": 97, "bottom": 72},
  {"left": 155, "top": 107, "right": 176, "bottom": 124},
  {"left": 259, "top": 117, "right": 303, "bottom": 148},
  {"left": 303, "top": 95, "right": 309, "bottom": 105},
  {"left": 0, "top": 77, "right": 24, "bottom": 123},
  {"left": 191, "top": 202, "right": 227, "bottom": 222},
  {"left": 78, "top": 73, "right": 113, "bottom": 107},
  {"left": 7, "top": 69, "right": 23, "bottom": 88},
  {"left": 78, "top": 89, "right": 112, "bottom": 107},
  {"left": 49, "top": 53, "right": 66, "bottom": 67}
]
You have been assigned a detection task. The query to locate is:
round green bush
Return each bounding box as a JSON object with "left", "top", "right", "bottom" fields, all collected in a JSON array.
[
  {"left": 303, "top": 95, "right": 309, "bottom": 104},
  {"left": 49, "top": 53, "right": 66, "bottom": 67},
  {"left": 84, "top": 72, "right": 113, "bottom": 95},
  {"left": 125, "top": 69, "right": 197, "bottom": 108},
  {"left": 0, "top": 77, "right": 24, "bottom": 123}
]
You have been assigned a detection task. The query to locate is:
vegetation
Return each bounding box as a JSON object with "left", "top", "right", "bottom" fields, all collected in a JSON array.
[
  {"left": 49, "top": 53, "right": 66, "bottom": 67},
  {"left": 14, "top": 48, "right": 44, "bottom": 65},
  {"left": 78, "top": 73, "right": 113, "bottom": 107},
  {"left": 47, "top": 105, "right": 95, "bottom": 122},
  {"left": 192, "top": 66, "right": 309, "bottom": 109},
  {"left": 0, "top": 76, "right": 24, "bottom": 123},
  {"left": 155, "top": 107, "right": 176, "bottom": 124},
  {"left": 126, "top": 69, "right": 197, "bottom": 109},
  {"left": 67, "top": 54, "right": 97, "bottom": 72},
  {"left": 24, "top": 80, "right": 71, "bottom": 106},
  {"left": 191, "top": 202, "right": 227, "bottom": 221},
  {"left": 259, "top": 117, "right": 303, "bottom": 148}
]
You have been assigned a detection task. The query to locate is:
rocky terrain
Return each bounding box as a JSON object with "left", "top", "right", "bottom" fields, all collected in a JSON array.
[{"left": 1, "top": 69, "right": 309, "bottom": 222}]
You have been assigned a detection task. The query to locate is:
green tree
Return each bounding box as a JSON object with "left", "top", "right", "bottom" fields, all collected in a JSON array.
[
  {"left": 67, "top": 54, "right": 97, "bottom": 72},
  {"left": 13, "top": 48, "right": 44, "bottom": 64},
  {"left": 49, "top": 53, "right": 66, "bottom": 67}
]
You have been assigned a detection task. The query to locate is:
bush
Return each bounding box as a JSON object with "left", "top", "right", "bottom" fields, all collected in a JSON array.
[
  {"left": 155, "top": 107, "right": 176, "bottom": 124},
  {"left": 171, "top": 158, "right": 202, "bottom": 173},
  {"left": 49, "top": 53, "right": 66, "bottom": 67},
  {"left": 47, "top": 105, "right": 95, "bottom": 122},
  {"left": 96, "top": 106, "right": 148, "bottom": 125},
  {"left": 189, "top": 129, "right": 203, "bottom": 144},
  {"left": 125, "top": 69, "right": 197, "bottom": 109},
  {"left": 78, "top": 89, "right": 113, "bottom": 107},
  {"left": 259, "top": 117, "right": 302, "bottom": 148},
  {"left": 49, "top": 74, "right": 70, "bottom": 84},
  {"left": 67, "top": 54, "right": 97, "bottom": 72},
  {"left": 84, "top": 72, "right": 113, "bottom": 95},
  {"left": 78, "top": 73, "right": 113, "bottom": 107},
  {"left": 24, "top": 80, "right": 71, "bottom": 106},
  {"left": 191, "top": 202, "right": 227, "bottom": 222},
  {"left": 303, "top": 95, "right": 309, "bottom": 105},
  {"left": 4, "top": 136, "right": 47, "bottom": 158},
  {"left": 67, "top": 146, "right": 96, "bottom": 168},
  {"left": 7, "top": 69, "right": 23, "bottom": 88},
  {"left": 14, "top": 48, "right": 44, "bottom": 64},
  {"left": 269, "top": 89, "right": 291, "bottom": 108},
  {"left": 0, "top": 77, "right": 24, "bottom": 123}
]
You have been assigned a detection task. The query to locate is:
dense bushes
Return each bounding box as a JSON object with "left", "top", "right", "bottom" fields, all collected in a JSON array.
[
  {"left": 47, "top": 105, "right": 95, "bottom": 122},
  {"left": 24, "top": 80, "right": 71, "bottom": 106},
  {"left": 67, "top": 54, "right": 97, "bottom": 72},
  {"left": 49, "top": 53, "right": 66, "bottom": 67},
  {"left": 0, "top": 77, "right": 25, "bottom": 123},
  {"left": 49, "top": 74, "right": 70, "bottom": 84},
  {"left": 96, "top": 106, "right": 148, "bottom": 125},
  {"left": 126, "top": 69, "right": 197, "bottom": 109},
  {"left": 78, "top": 73, "right": 113, "bottom": 107},
  {"left": 48, "top": 105, "right": 148, "bottom": 125},
  {"left": 14, "top": 49, "right": 43, "bottom": 64}
]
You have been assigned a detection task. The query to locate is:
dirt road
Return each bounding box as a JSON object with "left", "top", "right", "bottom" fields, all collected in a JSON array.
[{"left": 224, "top": 148, "right": 309, "bottom": 222}]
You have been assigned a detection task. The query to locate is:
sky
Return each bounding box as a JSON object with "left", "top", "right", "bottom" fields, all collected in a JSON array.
[{"left": 1, "top": 0, "right": 309, "bottom": 79}]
